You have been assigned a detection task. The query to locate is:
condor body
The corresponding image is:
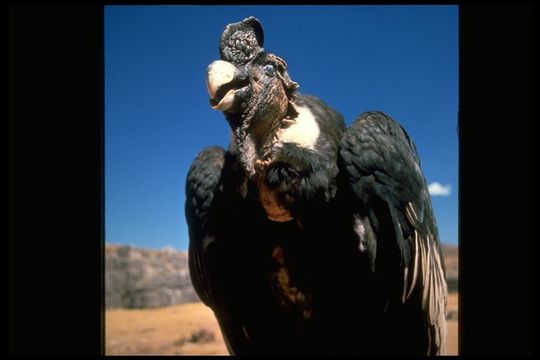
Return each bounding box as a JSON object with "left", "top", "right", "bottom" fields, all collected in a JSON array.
[{"left": 186, "top": 17, "right": 447, "bottom": 355}]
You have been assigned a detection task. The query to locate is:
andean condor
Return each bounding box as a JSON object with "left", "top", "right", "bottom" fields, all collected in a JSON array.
[{"left": 185, "top": 17, "right": 448, "bottom": 355}]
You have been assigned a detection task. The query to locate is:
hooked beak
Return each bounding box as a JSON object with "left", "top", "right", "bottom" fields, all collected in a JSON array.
[{"left": 206, "top": 60, "right": 248, "bottom": 112}]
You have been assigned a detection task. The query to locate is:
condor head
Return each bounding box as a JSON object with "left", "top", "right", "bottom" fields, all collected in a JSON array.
[{"left": 206, "top": 17, "right": 300, "bottom": 176}]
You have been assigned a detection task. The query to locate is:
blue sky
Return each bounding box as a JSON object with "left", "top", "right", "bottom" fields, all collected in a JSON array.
[{"left": 105, "top": 5, "right": 459, "bottom": 250}]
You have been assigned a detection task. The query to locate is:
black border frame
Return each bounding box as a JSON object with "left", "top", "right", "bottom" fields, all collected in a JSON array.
[{"left": 8, "top": 4, "right": 534, "bottom": 356}]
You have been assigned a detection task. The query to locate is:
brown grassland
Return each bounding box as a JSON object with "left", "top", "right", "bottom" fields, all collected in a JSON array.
[{"left": 105, "top": 291, "right": 458, "bottom": 355}]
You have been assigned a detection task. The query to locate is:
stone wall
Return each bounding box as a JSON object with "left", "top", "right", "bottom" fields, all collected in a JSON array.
[{"left": 105, "top": 245, "right": 200, "bottom": 309}]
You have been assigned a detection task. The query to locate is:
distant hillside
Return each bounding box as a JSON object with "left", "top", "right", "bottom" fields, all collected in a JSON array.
[
  {"left": 442, "top": 244, "right": 459, "bottom": 291},
  {"left": 106, "top": 243, "right": 458, "bottom": 309},
  {"left": 105, "top": 245, "right": 199, "bottom": 309}
]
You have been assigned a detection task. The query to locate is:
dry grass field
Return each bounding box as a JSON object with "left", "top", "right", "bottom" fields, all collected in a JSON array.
[
  {"left": 105, "top": 302, "right": 229, "bottom": 355},
  {"left": 105, "top": 291, "right": 458, "bottom": 355}
]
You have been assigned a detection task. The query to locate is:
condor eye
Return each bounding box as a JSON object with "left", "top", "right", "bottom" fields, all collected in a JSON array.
[{"left": 264, "top": 63, "right": 276, "bottom": 77}]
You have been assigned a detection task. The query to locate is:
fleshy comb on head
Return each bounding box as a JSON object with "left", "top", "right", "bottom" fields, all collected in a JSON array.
[{"left": 219, "top": 17, "right": 264, "bottom": 65}]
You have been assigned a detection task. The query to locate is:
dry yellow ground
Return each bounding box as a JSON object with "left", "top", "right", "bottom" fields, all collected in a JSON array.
[
  {"left": 105, "top": 302, "right": 228, "bottom": 355},
  {"left": 106, "top": 292, "right": 458, "bottom": 355},
  {"left": 447, "top": 291, "right": 459, "bottom": 355}
]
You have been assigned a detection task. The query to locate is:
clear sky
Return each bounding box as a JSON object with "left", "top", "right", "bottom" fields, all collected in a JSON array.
[{"left": 105, "top": 5, "right": 459, "bottom": 251}]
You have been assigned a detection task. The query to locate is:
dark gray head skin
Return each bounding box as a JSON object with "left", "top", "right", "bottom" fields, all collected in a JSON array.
[
  {"left": 219, "top": 16, "right": 264, "bottom": 65},
  {"left": 206, "top": 17, "right": 299, "bottom": 176}
]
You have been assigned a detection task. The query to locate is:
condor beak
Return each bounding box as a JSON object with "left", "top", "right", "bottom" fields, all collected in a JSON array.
[{"left": 206, "top": 60, "right": 247, "bottom": 112}]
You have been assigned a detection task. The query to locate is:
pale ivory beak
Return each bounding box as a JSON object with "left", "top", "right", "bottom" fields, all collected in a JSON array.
[{"left": 206, "top": 60, "right": 242, "bottom": 112}]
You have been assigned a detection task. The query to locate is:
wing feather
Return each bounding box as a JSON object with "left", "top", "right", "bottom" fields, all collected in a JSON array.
[
  {"left": 338, "top": 111, "right": 448, "bottom": 355},
  {"left": 185, "top": 146, "right": 226, "bottom": 307},
  {"left": 185, "top": 146, "right": 255, "bottom": 354}
]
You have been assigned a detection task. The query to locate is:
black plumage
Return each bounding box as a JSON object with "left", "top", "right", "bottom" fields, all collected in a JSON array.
[{"left": 186, "top": 17, "right": 447, "bottom": 355}]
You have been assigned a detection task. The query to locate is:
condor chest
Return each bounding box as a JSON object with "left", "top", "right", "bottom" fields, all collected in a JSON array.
[{"left": 220, "top": 220, "right": 322, "bottom": 329}]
